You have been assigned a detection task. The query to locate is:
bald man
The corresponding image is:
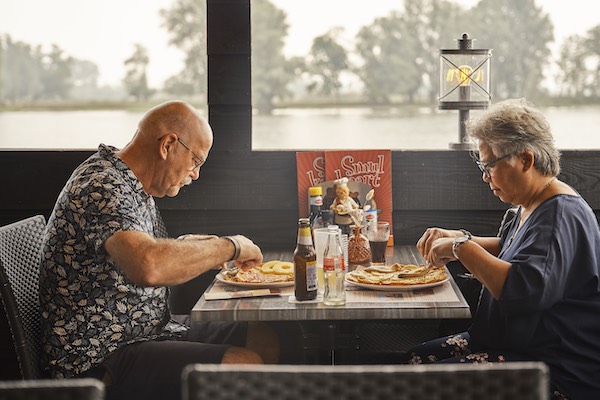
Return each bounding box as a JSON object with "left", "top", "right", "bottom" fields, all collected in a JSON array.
[{"left": 39, "top": 101, "right": 277, "bottom": 400}]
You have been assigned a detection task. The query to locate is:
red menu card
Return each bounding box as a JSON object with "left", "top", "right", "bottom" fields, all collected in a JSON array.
[
  {"left": 324, "top": 150, "right": 393, "bottom": 242},
  {"left": 296, "top": 149, "right": 393, "bottom": 245}
]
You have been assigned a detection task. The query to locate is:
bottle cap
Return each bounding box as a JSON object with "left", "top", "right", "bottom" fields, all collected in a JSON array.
[{"left": 308, "top": 186, "right": 322, "bottom": 196}]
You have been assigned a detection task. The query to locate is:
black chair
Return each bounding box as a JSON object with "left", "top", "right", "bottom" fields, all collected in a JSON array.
[
  {"left": 0, "top": 215, "right": 47, "bottom": 379},
  {"left": 0, "top": 378, "right": 104, "bottom": 400},
  {"left": 182, "top": 362, "right": 549, "bottom": 400}
]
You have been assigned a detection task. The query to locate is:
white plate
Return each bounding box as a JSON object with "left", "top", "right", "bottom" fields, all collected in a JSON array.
[
  {"left": 345, "top": 274, "right": 449, "bottom": 292},
  {"left": 215, "top": 271, "right": 294, "bottom": 288}
]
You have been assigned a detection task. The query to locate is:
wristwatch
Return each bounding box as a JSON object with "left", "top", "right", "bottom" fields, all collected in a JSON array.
[{"left": 452, "top": 234, "right": 471, "bottom": 259}]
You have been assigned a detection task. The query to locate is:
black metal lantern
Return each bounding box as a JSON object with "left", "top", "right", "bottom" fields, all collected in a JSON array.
[{"left": 439, "top": 33, "right": 492, "bottom": 150}]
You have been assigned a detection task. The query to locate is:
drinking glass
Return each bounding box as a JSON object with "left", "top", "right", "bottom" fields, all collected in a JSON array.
[{"left": 365, "top": 222, "right": 390, "bottom": 265}]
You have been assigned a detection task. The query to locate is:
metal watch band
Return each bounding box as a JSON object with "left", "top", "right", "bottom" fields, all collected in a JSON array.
[
  {"left": 452, "top": 235, "right": 471, "bottom": 260},
  {"left": 459, "top": 229, "right": 472, "bottom": 240},
  {"left": 452, "top": 240, "right": 461, "bottom": 259}
]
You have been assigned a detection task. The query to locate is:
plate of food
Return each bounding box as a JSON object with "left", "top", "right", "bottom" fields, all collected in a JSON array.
[
  {"left": 345, "top": 263, "right": 449, "bottom": 291},
  {"left": 216, "top": 260, "right": 295, "bottom": 288}
]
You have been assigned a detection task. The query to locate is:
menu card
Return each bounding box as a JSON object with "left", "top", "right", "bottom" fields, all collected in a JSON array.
[
  {"left": 287, "top": 282, "right": 459, "bottom": 303},
  {"left": 296, "top": 149, "right": 393, "bottom": 244},
  {"left": 204, "top": 282, "right": 284, "bottom": 300}
]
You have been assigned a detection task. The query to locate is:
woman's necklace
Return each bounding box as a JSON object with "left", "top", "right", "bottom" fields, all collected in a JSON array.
[{"left": 507, "top": 177, "right": 556, "bottom": 247}]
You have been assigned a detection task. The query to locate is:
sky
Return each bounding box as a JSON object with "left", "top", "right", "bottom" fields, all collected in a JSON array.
[{"left": 1, "top": 0, "right": 598, "bottom": 87}]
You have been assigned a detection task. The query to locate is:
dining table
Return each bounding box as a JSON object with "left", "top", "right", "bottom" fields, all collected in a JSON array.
[
  {"left": 189, "top": 245, "right": 472, "bottom": 364},
  {"left": 190, "top": 245, "right": 471, "bottom": 322}
]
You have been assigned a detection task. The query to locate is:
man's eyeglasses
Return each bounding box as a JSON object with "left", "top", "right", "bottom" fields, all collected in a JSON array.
[
  {"left": 475, "top": 153, "right": 513, "bottom": 178},
  {"left": 176, "top": 138, "right": 205, "bottom": 171},
  {"left": 158, "top": 135, "right": 205, "bottom": 171}
]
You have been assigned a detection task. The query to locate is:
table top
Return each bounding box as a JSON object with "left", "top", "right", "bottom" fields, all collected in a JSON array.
[{"left": 190, "top": 245, "right": 472, "bottom": 322}]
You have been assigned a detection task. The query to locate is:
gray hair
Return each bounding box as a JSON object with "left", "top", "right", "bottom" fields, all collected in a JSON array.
[{"left": 466, "top": 98, "right": 561, "bottom": 176}]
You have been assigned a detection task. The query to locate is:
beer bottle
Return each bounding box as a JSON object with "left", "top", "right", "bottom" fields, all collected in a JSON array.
[{"left": 294, "top": 218, "right": 318, "bottom": 301}]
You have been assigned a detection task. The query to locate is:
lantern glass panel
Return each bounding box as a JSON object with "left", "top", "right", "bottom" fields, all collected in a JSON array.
[{"left": 439, "top": 50, "right": 491, "bottom": 109}]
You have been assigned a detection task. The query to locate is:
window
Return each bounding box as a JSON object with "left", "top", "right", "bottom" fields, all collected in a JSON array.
[
  {"left": 2, "top": 0, "right": 599, "bottom": 150},
  {"left": 251, "top": 0, "right": 600, "bottom": 150},
  {"left": 0, "top": 0, "right": 207, "bottom": 150}
]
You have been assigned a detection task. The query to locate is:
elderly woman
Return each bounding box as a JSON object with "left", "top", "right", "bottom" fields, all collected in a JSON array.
[{"left": 413, "top": 99, "right": 600, "bottom": 400}]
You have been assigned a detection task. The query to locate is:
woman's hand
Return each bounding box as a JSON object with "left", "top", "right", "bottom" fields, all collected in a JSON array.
[
  {"left": 425, "top": 237, "right": 455, "bottom": 267},
  {"left": 416, "top": 227, "right": 455, "bottom": 258}
]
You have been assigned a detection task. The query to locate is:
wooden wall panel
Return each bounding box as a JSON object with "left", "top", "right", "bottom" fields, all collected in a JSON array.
[
  {"left": 209, "top": 105, "right": 252, "bottom": 151},
  {"left": 207, "top": 55, "right": 250, "bottom": 105},
  {"left": 2, "top": 151, "right": 600, "bottom": 233},
  {"left": 207, "top": 0, "right": 249, "bottom": 55}
]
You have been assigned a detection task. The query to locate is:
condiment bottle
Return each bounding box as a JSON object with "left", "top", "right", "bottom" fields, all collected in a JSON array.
[
  {"left": 348, "top": 225, "right": 371, "bottom": 266},
  {"left": 294, "top": 218, "right": 318, "bottom": 301},
  {"left": 323, "top": 230, "right": 346, "bottom": 306},
  {"left": 308, "top": 186, "right": 324, "bottom": 231}
]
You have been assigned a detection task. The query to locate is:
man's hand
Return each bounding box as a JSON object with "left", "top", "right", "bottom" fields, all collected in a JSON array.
[{"left": 229, "top": 235, "right": 263, "bottom": 271}]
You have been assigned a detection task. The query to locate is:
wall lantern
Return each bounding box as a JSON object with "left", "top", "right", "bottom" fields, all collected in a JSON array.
[{"left": 439, "top": 33, "right": 492, "bottom": 150}]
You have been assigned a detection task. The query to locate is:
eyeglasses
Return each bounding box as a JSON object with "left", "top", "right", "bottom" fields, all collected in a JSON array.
[
  {"left": 475, "top": 153, "right": 513, "bottom": 178},
  {"left": 176, "top": 138, "right": 205, "bottom": 171},
  {"left": 158, "top": 135, "right": 205, "bottom": 171}
]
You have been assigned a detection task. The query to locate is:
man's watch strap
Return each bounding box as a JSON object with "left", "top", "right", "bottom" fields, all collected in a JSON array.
[{"left": 224, "top": 236, "right": 241, "bottom": 261}]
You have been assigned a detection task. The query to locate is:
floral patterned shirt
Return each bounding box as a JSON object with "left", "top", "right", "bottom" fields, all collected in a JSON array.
[{"left": 39, "top": 144, "right": 187, "bottom": 378}]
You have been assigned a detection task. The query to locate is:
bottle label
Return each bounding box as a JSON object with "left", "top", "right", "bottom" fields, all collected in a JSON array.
[
  {"left": 306, "top": 260, "right": 317, "bottom": 291},
  {"left": 323, "top": 256, "right": 345, "bottom": 272},
  {"left": 310, "top": 196, "right": 323, "bottom": 207},
  {"left": 365, "top": 209, "right": 378, "bottom": 224},
  {"left": 298, "top": 227, "right": 313, "bottom": 246}
]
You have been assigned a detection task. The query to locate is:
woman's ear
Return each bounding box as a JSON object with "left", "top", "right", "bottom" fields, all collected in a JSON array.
[{"left": 520, "top": 149, "right": 535, "bottom": 172}]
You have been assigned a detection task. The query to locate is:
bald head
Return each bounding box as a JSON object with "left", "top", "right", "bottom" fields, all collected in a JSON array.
[
  {"left": 117, "top": 100, "right": 213, "bottom": 197},
  {"left": 137, "top": 100, "right": 211, "bottom": 144}
]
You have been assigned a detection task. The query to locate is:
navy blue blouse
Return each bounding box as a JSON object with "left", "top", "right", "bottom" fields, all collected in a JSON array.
[{"left": 469, "top": 194, "right": 600, "bottom": 398}]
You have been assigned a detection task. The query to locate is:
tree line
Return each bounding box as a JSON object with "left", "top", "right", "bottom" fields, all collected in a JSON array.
[{"left": 1, "top": 0, "right": 599, "bottom": 113}]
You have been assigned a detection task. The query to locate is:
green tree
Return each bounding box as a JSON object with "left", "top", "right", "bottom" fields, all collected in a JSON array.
[
  {"left": 0, "top": 35, "right": 43, "bottom": 102},
  {"left": 555, "top": 34, "right": 589, "bottom": 98},
  {"left": 469, "top": 0, "right": 553, "bottom": 100},
  {"left": 402, "top": 0, "right": 465, "bottom": 103},
  {"left": 251, "top": 0, "right": 292, "bottom": 114},
  {"left": 355, "top": 12, "right": 417, "bottom": 104},
  {"left": 39, "top": 44, "right": 72, "bottom": 100},
  {"left": 123, "top": 44, "right": 153, "bottom": 101},
  {"left": 306, "top": 28, "right": 349, "bottom": 100},
  {"left": 69, "top": 58, "right": 100, "bottom": 99},
  {"left": 0, "top": 36, "right": 4, "bottom": 103},
  {"left": 584, "top": 25, "right": 600, "bottom": 98},
  {"left": 160, "top": 0, "right": 207, "bottom": 96}
]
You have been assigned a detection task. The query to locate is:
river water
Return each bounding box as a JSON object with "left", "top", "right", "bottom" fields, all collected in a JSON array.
[{"left": 0, "top": 106, "right": 598, "bottom": 150}]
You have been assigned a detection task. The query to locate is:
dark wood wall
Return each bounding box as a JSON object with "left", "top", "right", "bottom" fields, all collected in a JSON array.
[{"left": 2, "top": 149, "right": 600, "bottom": 248}]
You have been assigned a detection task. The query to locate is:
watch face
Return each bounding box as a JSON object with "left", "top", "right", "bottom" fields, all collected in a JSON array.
[{"left": 456, "top": 235, "right": 470, "bottom": 244}]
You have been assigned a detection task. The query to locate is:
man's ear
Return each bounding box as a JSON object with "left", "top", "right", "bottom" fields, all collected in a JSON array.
[{"left": 157, "top": 133, "right": 177, "bottom": 160}]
